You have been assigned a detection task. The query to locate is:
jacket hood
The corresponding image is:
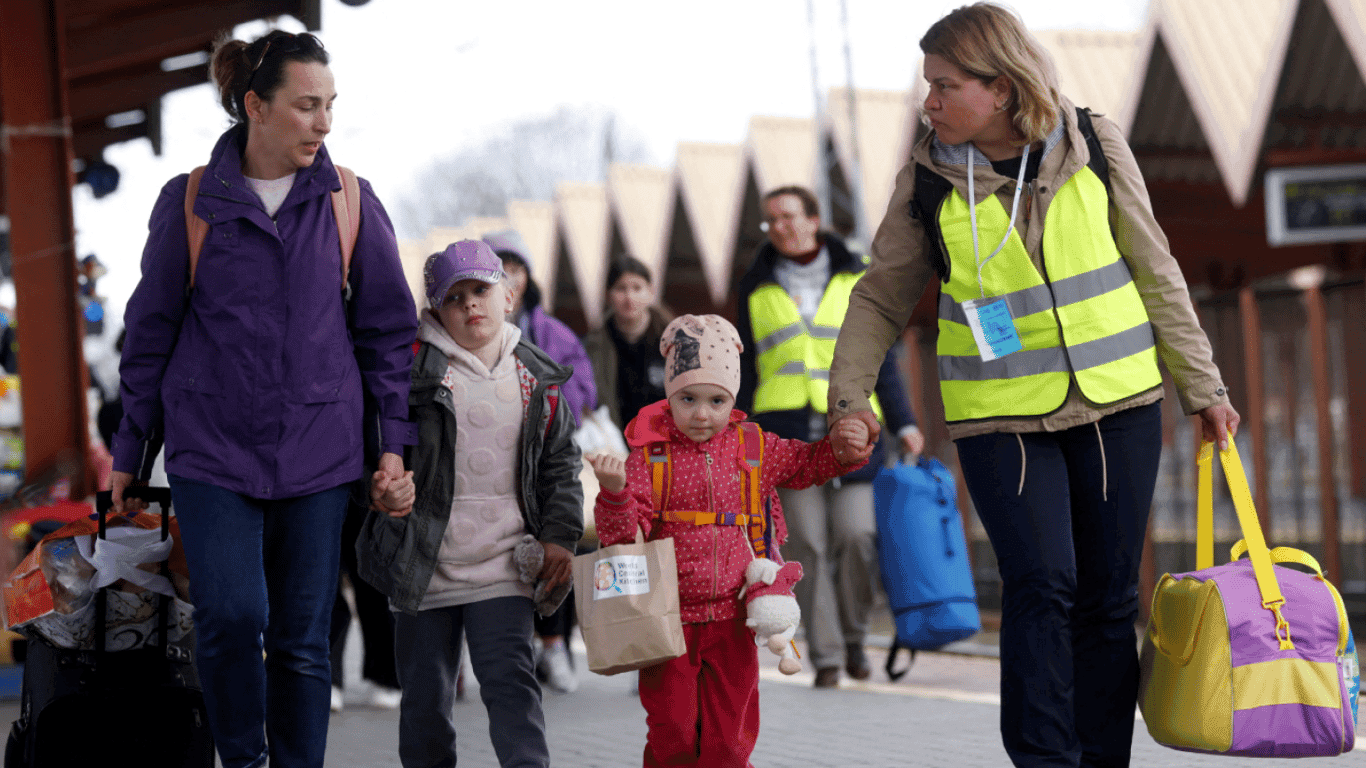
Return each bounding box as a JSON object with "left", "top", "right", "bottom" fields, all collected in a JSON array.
[
  {"left": 910, "top": 94, "right": 1087, "bottom": 207},
  {"left": 418, "top": 312, "right": 522, "bottom": 377},
  {"left": 738, "top": 230, "right": 863, "bottom": 295},
  {"left": 623, "top": 399, "right": 746, "bottom": 447}
]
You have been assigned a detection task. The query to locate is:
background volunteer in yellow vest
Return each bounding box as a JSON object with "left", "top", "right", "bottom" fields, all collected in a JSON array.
[
  {"left": 737, "top": 185, "right": 924, "bottom": 690},
  {"left": 825, "top": 5, "right": 1239, "bottom": 767}
]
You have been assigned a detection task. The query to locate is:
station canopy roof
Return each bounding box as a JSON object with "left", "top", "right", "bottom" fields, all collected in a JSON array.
[{"left": 65, "top": 0, "right": 366, "bottom": 167}]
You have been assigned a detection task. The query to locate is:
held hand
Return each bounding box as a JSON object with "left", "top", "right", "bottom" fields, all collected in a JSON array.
[
  {"left": 378, "top": 452, "right": 405, "bottom": 482},
  {"left": 538, "top": 541, "right": 574, "bottom": 590},
  {"left": 830, "top": 412, "right": 880, "bottom": 465},
  {"left": 109, "top": 470, "right": 148, "bottom": 514},
  {"left": 900, "top": 425, "right": 925, "bottom": 463},
  {"left": 1198, "top": 403, "right": 1241, "bottom": 451},
  {"left": 370, "top": 469, "right": 412, "bottom": 518},
  {"left": 587, "top": 453, "right": 627, "bottom": 494}
]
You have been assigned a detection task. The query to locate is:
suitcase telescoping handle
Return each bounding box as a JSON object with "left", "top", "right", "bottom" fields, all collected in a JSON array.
[{"left": 91, "top": 487, "right": 174, "bottom": 656}]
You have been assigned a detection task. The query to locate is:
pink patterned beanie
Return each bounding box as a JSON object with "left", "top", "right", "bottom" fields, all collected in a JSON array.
[{"left": 661, "top": 314, "right": 744, "bottom": 399}]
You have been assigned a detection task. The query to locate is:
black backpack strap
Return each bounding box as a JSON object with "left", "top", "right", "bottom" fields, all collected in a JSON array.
[
  {"left": 909, "top": 163, "right": 954, "bottom": 284},
  {"left": 885, "top": 639, "right": 917, "bottom": 682},
  {"left": 911, "top": 109, "right": 1108, "bottom": 285},
  {"left": 1074, "top": 106, "right": 1110, "bottom": 198}
]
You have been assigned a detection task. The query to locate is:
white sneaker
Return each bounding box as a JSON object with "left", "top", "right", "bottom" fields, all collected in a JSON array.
[
  {"left": 368, "top": 685, "right": 402, "bottom": 709},
  {"left": 330, "top": 685, "right": 344, "bottom": 713},
  {"left": 538, "top": 642, "right": 579, "bottom": 693}
]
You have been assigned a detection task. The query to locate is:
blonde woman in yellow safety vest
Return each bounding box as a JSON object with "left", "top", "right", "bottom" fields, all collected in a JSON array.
[
  {"left": 826, "top": 4, "right": 1239, "bottom": 767},
  {"left": 736, "top": 184, "right": 924, "bottom": 690}
]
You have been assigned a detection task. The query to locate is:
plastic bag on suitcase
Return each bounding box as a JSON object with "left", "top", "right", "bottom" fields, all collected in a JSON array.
[
  {"left": 873, "top": 457, "right": 980, "bottom": 680},
  {"left": 3, "top": 497, "right": 193, "bottom": 651},
  {"left": 4, "top": 487, "right": 213, "bottom": 768}
]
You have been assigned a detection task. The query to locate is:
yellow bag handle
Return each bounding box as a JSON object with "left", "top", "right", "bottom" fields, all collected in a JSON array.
[
  {"left": 1197, "top": 441, "right": 1294, "bottom": 649},
  {"left": 1229, "top": 541, "right": 1350, "bottom": 654}
]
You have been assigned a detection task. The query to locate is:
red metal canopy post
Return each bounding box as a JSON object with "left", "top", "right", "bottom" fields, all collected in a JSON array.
[{"left": 0, "top": 0, "right": 92, "bottom": 499}]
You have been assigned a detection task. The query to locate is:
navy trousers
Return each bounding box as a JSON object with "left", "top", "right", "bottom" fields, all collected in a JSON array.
[{"left": 955, "top": 402, "right": 1162, "bottom": 768}]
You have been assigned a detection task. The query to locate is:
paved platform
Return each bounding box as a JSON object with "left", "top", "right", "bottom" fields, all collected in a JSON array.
[{"left": 0, "top": 633, "right": 1356, "bottom": 766}]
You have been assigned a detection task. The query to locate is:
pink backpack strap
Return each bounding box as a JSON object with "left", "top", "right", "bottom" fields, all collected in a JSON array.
[
  {"left": 185, "top": 164, "right": 361, "bottom": 293},
  {"left": 184, "top": 166, "right": 208, "bottom": 289},
  {"left": 332, "top": 165, "right": 361, "bottom": 290}
]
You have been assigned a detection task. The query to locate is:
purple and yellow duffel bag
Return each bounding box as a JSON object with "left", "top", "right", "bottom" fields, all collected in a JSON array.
[{"left": 1139, "top": 441, "right": 1359, "bottom": 757}]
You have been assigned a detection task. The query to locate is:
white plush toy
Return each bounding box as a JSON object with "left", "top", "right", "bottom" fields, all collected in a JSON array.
[{"left": 742, "top": 558, "right": 802, "bottom": 675}]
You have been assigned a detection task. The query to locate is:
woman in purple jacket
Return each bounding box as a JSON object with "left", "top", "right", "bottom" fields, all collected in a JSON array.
[{"left": 109, "top": 31, "right": 417, "bottom": 768}]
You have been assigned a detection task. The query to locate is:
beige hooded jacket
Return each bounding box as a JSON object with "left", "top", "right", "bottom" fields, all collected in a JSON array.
[{"left": 828, "top": 97, "right": 1229, "bottom": 440}]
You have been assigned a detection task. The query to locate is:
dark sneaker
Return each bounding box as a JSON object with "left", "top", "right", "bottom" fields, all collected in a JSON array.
[
  {"left": 814, "top": 667, "right": 840, "bottom": 688},
  {"left": 845, "top": 643, "right": 871, "bottom": 681}
]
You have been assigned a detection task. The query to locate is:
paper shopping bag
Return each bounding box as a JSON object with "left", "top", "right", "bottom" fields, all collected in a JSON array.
[{"left": 573, "top": 531, "right": 685, "bottom": 675}]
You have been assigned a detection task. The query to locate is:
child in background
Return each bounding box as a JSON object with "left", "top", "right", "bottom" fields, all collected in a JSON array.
[
  {"left": 587, "top": 314, "right": 868, "bottom": 768},
  {"left": 357, "top": 240, "right": 584, "bottom": 768}
]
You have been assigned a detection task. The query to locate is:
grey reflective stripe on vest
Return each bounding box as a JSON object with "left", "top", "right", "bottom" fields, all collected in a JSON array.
[
  {"left": 756, "top": 323, "right": 805, "bottom": 355},
  {"left": 938, "top": 320, "right": 1155, "bottom": 381},
  {"left": 809, "top": 325, "right": 840, "bottom": 340},
  {"left": 808, "top": 369, "right": 830, "bottom": 381},
  {"left": 776, "top": 360, "right": 806, "bottom": 376},
  {"left": 939, "top": 259, "right": 1137, "bottom": 327},
  {"left": 1066, "top": 322, "right": 1155, "bottom": 370}
]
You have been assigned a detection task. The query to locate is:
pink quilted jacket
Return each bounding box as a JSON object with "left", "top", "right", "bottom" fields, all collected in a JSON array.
[{"left": 594, "top": 401, "right": 864, "bottom": 624}]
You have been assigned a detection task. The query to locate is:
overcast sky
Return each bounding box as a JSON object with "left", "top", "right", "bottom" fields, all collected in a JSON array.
[{"left": 72, "top": 0, "right": 1151, "bottom": 324}]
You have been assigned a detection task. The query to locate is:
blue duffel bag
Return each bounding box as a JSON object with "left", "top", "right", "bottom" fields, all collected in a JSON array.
[{"left": 873, "top": 457, "right": 980, "bottom": 680}]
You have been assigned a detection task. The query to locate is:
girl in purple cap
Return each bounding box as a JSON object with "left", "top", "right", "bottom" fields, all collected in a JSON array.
[{"left": 359, "top": 239, "right": 584, "bottom": 768}]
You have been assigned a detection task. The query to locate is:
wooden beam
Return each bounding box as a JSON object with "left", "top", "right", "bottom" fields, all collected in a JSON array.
[
  {"left": 1304, "top": 284, "right": 1341, "bottom": 584},
  {"left": 0, "top": 0, "right": 92, "bottom": 497},
  {"left": 68, "top": 62, "right": 206, "bottom": 122},
  {"left": 1264, "top": 148, "right": 1366, "bottom": 167},
  {"left": 64, "top": 0, "right": 294, "bottom": 79},
  {"left": 72, "top": 117, "right": 147, "bottom": 161},
  {"left": 1350, "top": 285, "right": 1366, "bottom": 498}
]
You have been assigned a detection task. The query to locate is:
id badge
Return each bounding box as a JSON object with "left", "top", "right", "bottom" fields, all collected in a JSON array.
[{"left": 961, "top": 296, "right": 1022, "bottom": 361}]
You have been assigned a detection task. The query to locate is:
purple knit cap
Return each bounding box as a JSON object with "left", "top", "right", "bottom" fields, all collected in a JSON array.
[{"left": 423, "top": 240, "right": 504, "bottom": 308}]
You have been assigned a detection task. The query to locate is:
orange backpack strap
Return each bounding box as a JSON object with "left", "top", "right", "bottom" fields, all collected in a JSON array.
[
  {"left": 183, "top": 164, "right": 361, "bottom": 294},
  {"left": 647, "top": 442, "right": 671, "bottom": 512},
  {"left": 184, "top": 166, "right": 208, "bottom": 290},
  {"left": 737, "top": 422, "right": 768, "bottom": 558},
  {"left": 332, "top": 165, "right": 361, "bottom": 291}
]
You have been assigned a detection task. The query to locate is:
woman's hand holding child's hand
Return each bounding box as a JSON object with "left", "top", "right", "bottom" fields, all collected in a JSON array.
[
  {"left": 830, "top": 415, "right": 871, "bottom": 465},
  {"left": 371, "top": 469, "right": 415, "bottom": 518},
  {"left": 587, "top": 453, "right": 627, "bottom": 493}
]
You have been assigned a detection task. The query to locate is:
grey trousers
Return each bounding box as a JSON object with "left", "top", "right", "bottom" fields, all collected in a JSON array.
[
  {"left": 777, "top": 481, "right": 877, "bottom": 672},
  {"left": 393, "top": 596, "right": 547, "bottom": 768}
]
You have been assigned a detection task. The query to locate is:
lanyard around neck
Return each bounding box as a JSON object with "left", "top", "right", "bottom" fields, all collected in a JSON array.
[{"left": 966, "top": 142, "right": 1030, "bottom": 299}]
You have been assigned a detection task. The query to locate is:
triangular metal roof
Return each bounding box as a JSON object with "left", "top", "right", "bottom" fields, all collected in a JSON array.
[
  {"left": 607, "top": 163, "right": 674, "bottom": 286},
  {"left": 674, "top": 141, "right": 746, "bottom": 304},
  {"left": 1153, "top": 0, "right": 1297, "bottom": 205},
  {"left": 555, "top": 182, "right": 610, "bottom": 327},
  {"left": 826, "top": 87, "right": 917, "bottom": 238},
  {"left": 505, "top": 200, "right": 557, "bottom": 300},
  {"left": 1034, "top": 29, "right": 1144, "bottom": 122},
  {"left": 745, "top": 116, "right": 817, "bottom": 194}
]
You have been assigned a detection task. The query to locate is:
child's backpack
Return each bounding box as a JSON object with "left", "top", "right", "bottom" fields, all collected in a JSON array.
[
  {"left": 644, "top": 421, "right": 773, "bottom": 559},
  {"left": 873, "top": 456, "right": 980, "bottom": 680},
  {"left": 183, "top": 165, "right": 361, "bottom": 294}
]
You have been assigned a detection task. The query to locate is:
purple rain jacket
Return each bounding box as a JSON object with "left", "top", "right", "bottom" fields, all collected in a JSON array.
[
  {"left": 112, "top": 126, "right": 418, "bottom": 499},
  {"left": 518, "top": 305, "right": 596, "bottom": 427}
]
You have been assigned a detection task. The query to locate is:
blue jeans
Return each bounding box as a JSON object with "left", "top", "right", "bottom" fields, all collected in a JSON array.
[
  {"left": 955, "top": 402, "right": 1162, "bottom": 768},
  {"left": 168, "top": 475, "right": 349, "bottom": 768}
]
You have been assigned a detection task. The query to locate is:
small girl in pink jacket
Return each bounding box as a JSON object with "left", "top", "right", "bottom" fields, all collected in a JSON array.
[{"left": 588, "top": 314, "right": 867, "bottom": 768}]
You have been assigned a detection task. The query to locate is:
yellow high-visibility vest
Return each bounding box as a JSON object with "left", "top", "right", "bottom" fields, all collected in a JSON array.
[
  {"left": 750, "top": 270, "right": 884, "bottom": 420},
  {"left": 935, "top": 165, "right": 1162, "bottom": 422}
]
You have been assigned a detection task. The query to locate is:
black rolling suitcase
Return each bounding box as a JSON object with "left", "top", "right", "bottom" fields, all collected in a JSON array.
[{"left": 4, "top": 487, "right": 214, "bottom": 768}]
